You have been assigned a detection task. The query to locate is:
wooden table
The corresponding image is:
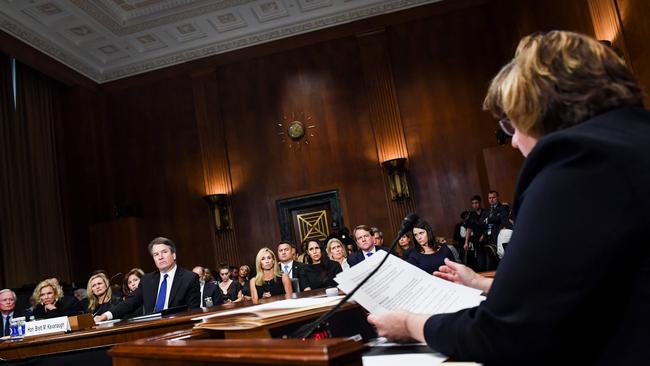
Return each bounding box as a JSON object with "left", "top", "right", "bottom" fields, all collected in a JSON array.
[
  {"left": 110, "top": 337, "right": 366, "bottom": 366},
  {"left": 0, "top": 289, "right": 342, "bottom": 363}
]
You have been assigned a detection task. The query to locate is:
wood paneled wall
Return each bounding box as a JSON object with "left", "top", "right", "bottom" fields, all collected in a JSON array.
[
  {"left": 616, "top": 0, "right": 650, "bottom": 105},
  {"left": 215, "top": 36, "right": 389, "bottom": 264},
  {"left": 2, "top": 0, "right": 647, "bottom": 284}
]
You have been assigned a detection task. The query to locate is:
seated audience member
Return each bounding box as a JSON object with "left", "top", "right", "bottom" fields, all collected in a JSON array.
[
  {"left": 250, "top": 248, "right": 292, "bottom": 302},
  {"left": 237, "top": 265, "right": 252, "bottom": 301},
  {"left": 1, "top": 289, "right": 24, "bottom": 336},
  {"left": 122, "top": 268, "right": 145, "bottom": 298},
  {"left": 497, "top": 216, "right": 514, "bottom": 259},
  {"left": 408, "top": 220, "right": 455, "bottom": 274},
  {"left": 368, "top": 31, "right": 650, "bottom": 365},
  {"left": 121, "top": 268, "right": 145, "bottom": 318},
  {"left": 86, "top": 273, "right": 121, "bottom": 316},
  {"left": 229, "top": 266, "right": 239, "bottom": 281},
  {"left": 277, "top": 242, "right": 304, "bottom": 283},
  {"left": 453, "top": 211, "right": 471, "bottom": 265},
  {"left": 74, "top": 288, "right": 89, "bottom": 311},
  {"left": 300, "top": 240, "right": 343, "bottom": 291},
  {"left": 396, "top": 232, "right": 415, "bottom": 260},
  {"left": 347, "top": 225, "right": 386, "bottom": 267},
  {"left": 438, "top": 236, "right": 462, "bottom": 263},
  {"left": 193, "top": 266, "right": 223, "bottom": 307},
  {"left": 296, "top": 240, "right": 309, "bottom": 263},
  {"left": 370, "top": 227, "right": 384, "bottom": 247},
  {"left": 326, "top": 238, "right": 350, "bottom": 270},
  {"left": 338, "top": 227, "right": 357, "bottom": 255},
  {"left": 32, "top": 279, "right": 82, "bottom": 319},
  {"left": 217, "top": 265, "right": 242, "bottom": 303},
  {"left": 94, "top": 237, "right": 200, "bottom": 322},
  {"left": 203, "top": 268, "right": 215, "bottom": 283}
]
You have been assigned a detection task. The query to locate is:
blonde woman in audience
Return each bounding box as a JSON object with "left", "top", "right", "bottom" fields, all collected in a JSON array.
[
  {"left": 250, "top": 247, "right": 292, "bottom": 302},
  {"left": 326, "top": 238, "right": 350, "bottom": 270},
  {"left": 32, "top": 279, "right": 82, "bottom": 319},
  {"left": 86, "top": 273, "right": 121, "bottom": 316}
]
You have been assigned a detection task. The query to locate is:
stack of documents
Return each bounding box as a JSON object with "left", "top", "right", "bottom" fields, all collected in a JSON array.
[
  {"left": 191, "top": 296, "right": 344, "bottom": 330},
  {"left": 334, "top": 251, "right": 484, "bottom": 315}
]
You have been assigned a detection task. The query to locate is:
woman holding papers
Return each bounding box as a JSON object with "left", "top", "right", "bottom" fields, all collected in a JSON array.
[
  {"left": 408, "top": 220, "right": 455, "bottom": 274},
  {"left": 250, "top": 247, "right": 293, "bottom": 302},
  {"left": 368, "top": 31, "right": 650, "bottom": 365},
  {"left": 300, "top": 240, "right": 343, "bottom": 290}
]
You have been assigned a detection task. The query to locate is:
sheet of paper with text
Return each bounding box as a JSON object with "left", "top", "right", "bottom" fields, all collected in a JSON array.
[{"left": 334, "top": 251, "right": 484, "bottom": 315}]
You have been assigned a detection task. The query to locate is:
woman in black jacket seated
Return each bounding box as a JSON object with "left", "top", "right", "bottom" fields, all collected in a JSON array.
[
  {"left": 32, "top": 279, "right": 83, "bottom": 319},
  {"left": 300, "top": 239, "right": 342, "bottom": 291},
  {"left": 86, "top": 273, "right": 121, "bottom": 316},
  {"left": 120, "top": 268, "right": 145, "bottom": 318},
  {"left": 218, "top": 265, "right": 243, "bottom": 303}
]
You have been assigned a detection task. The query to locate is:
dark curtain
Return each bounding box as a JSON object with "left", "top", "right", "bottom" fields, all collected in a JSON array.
[
  {"left": 0, "top": 59, "right": 70, "bottom": 288},
  {"left": 0, "top": 53, "right": 12, "bottom": 289}
]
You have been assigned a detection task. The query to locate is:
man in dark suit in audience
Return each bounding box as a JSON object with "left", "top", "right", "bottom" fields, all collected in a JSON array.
[
  {"left": 1, "top": 289, "right": 24, "bottom": 336},
  {"left": 94, "top": 237, "right": 200, "bottom": 321},
  {"left": 192, "top": 266, "right": 223, "bottom": 307},
  {"left": 277, "top": 242, "right": 304, "bottom": 291},
  {"left": 347, "top": 225, "right": 386, "bottom": 267}
]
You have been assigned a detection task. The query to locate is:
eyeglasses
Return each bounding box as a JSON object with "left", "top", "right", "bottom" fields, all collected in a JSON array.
[{"left": 498, "top": 118, "right": 515, "bottom": 137}]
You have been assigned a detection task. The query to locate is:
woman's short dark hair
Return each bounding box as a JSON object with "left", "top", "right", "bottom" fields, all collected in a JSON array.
[{"left": 483, "top": 30, "right": 644, "bottom": 137}]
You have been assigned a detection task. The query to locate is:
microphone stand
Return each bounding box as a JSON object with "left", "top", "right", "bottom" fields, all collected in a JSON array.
[{"left": 291, "top": 214, "right": 418, "bottom": 339}]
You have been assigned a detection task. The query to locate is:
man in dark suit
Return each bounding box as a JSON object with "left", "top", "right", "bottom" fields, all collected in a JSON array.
[
  {"left": 94, "top": 237, "right": 200, "bottom": 321},
  {"left": 347, "top": 225, "right": 386, "bottom": 267},
  {"left": 277, "top": 242, "right": 304, "bottom": 292},
  {"left": 1, "top": 289, "right": 24, "bottom": 336},
  {"left": 192, "top": 266, "right": 223, "bottom": 307}
]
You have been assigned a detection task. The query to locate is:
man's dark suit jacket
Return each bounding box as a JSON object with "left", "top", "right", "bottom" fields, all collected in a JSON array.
[
  {"left": 347, "top": 246, "right": 386, "bottom": 267},
  {"left": 110, "top": 265, "right": 200, "bottom": 319},
  {"left": 423, "top": 107, "right": 650, "bottom": 365},
  {"left": 201, "top": 281, "right": 223, "bottom": 307}
]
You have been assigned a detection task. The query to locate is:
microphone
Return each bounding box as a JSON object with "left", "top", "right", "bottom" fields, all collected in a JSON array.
[{"left": 290, "top": 213, "right": 419, "bottom": 339}]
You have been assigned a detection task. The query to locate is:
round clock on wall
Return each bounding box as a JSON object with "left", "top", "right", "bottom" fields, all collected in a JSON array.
[
  {"left": 287, "top": 121, "right": 305, "bottom": 139},
  {"left": 277, "top": 112, "right": 317, "bottom": 148}
]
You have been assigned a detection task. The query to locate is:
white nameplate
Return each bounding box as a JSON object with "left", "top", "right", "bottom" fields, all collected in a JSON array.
[{"left": 24, "top": 316, "right": 71, "bottom": 337}]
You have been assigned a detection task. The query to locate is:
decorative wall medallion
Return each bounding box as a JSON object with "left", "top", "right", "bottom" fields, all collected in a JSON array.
[{"left": 277, "top": 112, "right": 317, "bottom": 148}]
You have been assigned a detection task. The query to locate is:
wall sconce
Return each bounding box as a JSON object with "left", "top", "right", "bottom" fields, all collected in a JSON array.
[
  {"left": 381, "top": 158, "right": 410, "bottom": 200},
  {"left": 203, "top": 194, "right": 231, "bottom": 232}
]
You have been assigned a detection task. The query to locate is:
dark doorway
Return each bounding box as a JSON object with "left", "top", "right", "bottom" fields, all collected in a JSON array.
[{"left": 276, "top": 190, "right": 344, "bottom": 251}]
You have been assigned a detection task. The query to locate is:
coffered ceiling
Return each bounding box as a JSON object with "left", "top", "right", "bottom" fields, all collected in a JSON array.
[{"left": 1, "top": 0, "right": 442, "bottom": 83}]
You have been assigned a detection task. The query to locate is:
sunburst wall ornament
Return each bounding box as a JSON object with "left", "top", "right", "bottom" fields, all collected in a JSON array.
[{"left": 277, "top": 112, "right": 317, "bottom": 148}]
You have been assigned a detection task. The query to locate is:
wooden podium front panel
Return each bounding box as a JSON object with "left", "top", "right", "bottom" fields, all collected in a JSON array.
[{"left": 110, "top": 338, "right": 366, "bottom": 366}]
